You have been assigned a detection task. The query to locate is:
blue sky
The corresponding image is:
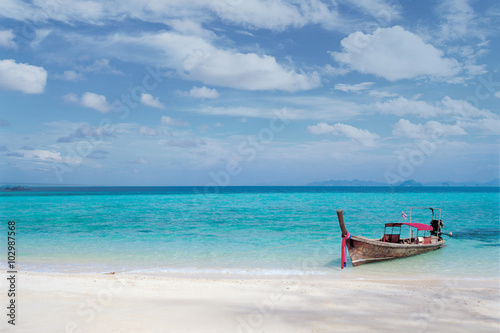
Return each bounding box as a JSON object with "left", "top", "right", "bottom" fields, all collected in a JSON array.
[{"left": 0, "top": 0, "right": 499, "bottom": 186}]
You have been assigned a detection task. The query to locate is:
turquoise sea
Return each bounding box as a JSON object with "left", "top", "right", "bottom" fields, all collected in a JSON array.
[{"left": 1, "top": 187, "right": 498, "bottom": 279}]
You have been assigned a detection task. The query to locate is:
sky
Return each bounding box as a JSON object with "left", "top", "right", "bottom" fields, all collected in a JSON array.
[{"left": 0, "top": 0, "right": 499, "bottom": 186}]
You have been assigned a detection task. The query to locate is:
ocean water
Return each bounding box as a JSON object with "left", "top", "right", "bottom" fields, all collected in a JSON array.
[{"left": 1, "top": 186, "right": 498, "bottom": 279}]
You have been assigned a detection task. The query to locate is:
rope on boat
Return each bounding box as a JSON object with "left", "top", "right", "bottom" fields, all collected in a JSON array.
[{"left": 163, "top": 236, "right": 338, "bottom": 268}]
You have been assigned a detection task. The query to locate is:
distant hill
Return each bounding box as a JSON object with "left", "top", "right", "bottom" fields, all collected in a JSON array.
[
  {"left": 307, "top": 178, "right": 499, "bottom": 187},
  {"left": 307, "top": 179, "right": 387, "bottom": 186},
  {"left": 398, "top": 179, "right": 422, "bottom": 187}
]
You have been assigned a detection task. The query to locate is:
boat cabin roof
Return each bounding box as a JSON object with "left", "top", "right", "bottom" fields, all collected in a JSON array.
[{"left": 384, "top": 222, "right": 433, "bottom": 231}]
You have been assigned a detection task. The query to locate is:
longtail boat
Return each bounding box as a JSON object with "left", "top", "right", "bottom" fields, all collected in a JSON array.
[{"left": 338, "top": 208, "right": 447, "bottom": 268}]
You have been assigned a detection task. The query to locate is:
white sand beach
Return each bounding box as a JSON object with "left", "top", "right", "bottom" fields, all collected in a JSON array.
[{"left": 6, "top": 272, "right": 499, "bottom": 332}]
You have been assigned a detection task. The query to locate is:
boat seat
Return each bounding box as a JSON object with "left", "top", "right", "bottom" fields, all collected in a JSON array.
[
  {"left": 423, "top": 237, "right": 431, "bottom": 244},
  {"left": 390, "top": 234, "right": 400, "bottom": 243},
  {"left": 383, "top": 234, "right": 400, "bottom": 243}
]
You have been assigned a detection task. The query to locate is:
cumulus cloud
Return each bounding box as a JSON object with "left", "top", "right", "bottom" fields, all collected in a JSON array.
[
  {"left": 0, "top": 29, "right": 16, "bottom": 49},
  {"left": 334, "top": 82, "right": 374, "bottom": 92},
  {"left": 81, "top": 92, "right": 112, "bottom": 112},
  {"left": 63, "top": 92, "right": 112, "bottom": 112},
  {"left": 140, "top": 93, "right": 165, "bottom": 109},
  {"left": 308, "top": 122, "right": 380, "bottom": 147},
  {"left": 189, "top": 86, "right": 219, "bottom": 98},
  {"left": 392, "top": 119, "right": 466, "bottom": 139},
  {"left": 0, "top": 59, "right": 47, "bottom": 94},
  {"left": 331, "top": 26, "right": 461, "bottom": 81},
  {"left": 161, "top": 116, "right": 189, "bottom": 127}
]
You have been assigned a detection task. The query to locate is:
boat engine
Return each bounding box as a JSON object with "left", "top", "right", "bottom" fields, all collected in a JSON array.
[{"left": 430, "top": 219, "right": 444, "bottom": 235}]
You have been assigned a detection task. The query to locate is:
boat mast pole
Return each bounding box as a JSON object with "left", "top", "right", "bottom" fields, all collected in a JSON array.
[
  {"left": 337, "top": 209, "right": 348, "bottom": 237},
  {"left": 409, "top": 208, "right": 412, "bottom": 240}
]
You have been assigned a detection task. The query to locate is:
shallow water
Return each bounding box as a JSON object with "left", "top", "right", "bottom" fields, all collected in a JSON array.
[{"left": 1, "top": 186, "right": 498, "bottom": 279}]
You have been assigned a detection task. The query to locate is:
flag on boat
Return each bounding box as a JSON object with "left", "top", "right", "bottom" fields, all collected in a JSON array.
[{"left": 401, "top": 211, "right": 408, "bottom": 219}]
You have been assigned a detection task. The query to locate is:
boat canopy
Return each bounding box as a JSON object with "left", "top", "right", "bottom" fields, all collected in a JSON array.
[{"left": 384, "top": 222, "right": 433, "bottom": 231}]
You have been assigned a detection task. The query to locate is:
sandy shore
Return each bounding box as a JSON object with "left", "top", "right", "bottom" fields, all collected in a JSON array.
[{"left": 4, "top": 272, "right": 499, "bottom": 332}]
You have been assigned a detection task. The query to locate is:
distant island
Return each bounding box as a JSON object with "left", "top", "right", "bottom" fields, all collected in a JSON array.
[
  {"left": 3, "top": 185, "right": 32, "bottom": 191},
  {"left": 307, "top": 178, "right": 500, "bottom": 187},
  {"left": 398, "top": 179, "right": 422, "bottom": 187}
]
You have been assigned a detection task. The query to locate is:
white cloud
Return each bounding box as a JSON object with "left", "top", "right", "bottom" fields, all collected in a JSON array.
[
  {"left": 81, "top": 92, "right": 112, "bottom": 112},
  {"left": 368, "top": 90, "right": 399, "bottom": 98},
  {"left": 63, "top": 92, "right": 112, "bottom": 112},
  {"left": 189, "top": 86, "right": 219, "bottom": 99},
  {"left": 25, "top": 150, "right": 63, "bottom": 162},
  {"left": 167, "top": 19, "right": 217, "bottom": 39},
  {"left": 375, "top": 96, "right": 496, "bottom": 120},
  {"left": 194, "top": 96, "right": 364, "bottom": 121},
  {"left": 29, "top": 29, "right": 52, "bottom": 49},
  {"left": 28, "top": 0, "right": 105, "bottom": 24},
  {"left": 209, "top": 0, "right": 313, "bottom": 31},
  {"left": 56, "top": 123, "right": 114, "bottom": 143},
  {"left": 308, "top": 122, "right": 380, "bottom": 147},
  {"left": 82, "top": 58, "right": 122, "bottom": 75},
  {"left": 0, "top": 59, "right": 47, "bottom": 94},
  {"left": 161, "top": 116, "right": 189, "bottom": 127},
  {"left": 0, "top": 29, "right": 16, "bottom": 49},
  {"left": 54, "top": 70, "right": 83, "bottom": 81},
  {"left": 494, "top": 91, "right": 500, "bottom": 99},
  {"left": 322, "top": 64, "right": 350, "bottom": 77},
  {"left": 436, "top": 0, "right": 485, "bottom": 41},
  {"left": 331, "top": 26, "right": 461, "bottom": 81},
  {"left": 139, "top": 126, "right": 158, "bottom": 137},
  {"left": 80, "top": 31, "right": 321, "bottom": 92},
  {"left": 348, "top": 0, "right": 401, "bottom": 22},
  {"left": 62, "top": 93, "right": 79, "bottom": 103},
  {"left": 140, "top": 93, "right": 165, "bottom": 109},
  {"left": 334, "top": 82, "right": 374, "bottom": 92},
  {"left": 127, "top": 157, "right": 149, "bottom": 165},
  {"left": 392, "top": 119, "right": 466, "bottom": 139},
  {"left": 0, "top": 0, "right": 343, "bottom": 32},
  {"left": 461, "top": 118, "right": 500, "bottom": 135},
  {"left": 375, "top": 97, "right": 443, "bottom": 118}
]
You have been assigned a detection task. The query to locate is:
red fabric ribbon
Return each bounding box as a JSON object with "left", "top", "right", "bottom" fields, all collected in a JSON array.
[{"left": 341, "top": 232, "right": 351, "bottom": 269}]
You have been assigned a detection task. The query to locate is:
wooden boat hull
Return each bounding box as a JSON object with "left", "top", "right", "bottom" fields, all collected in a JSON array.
[{"left": 346, "top": 235, "right": 446, "bottom": 267}]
